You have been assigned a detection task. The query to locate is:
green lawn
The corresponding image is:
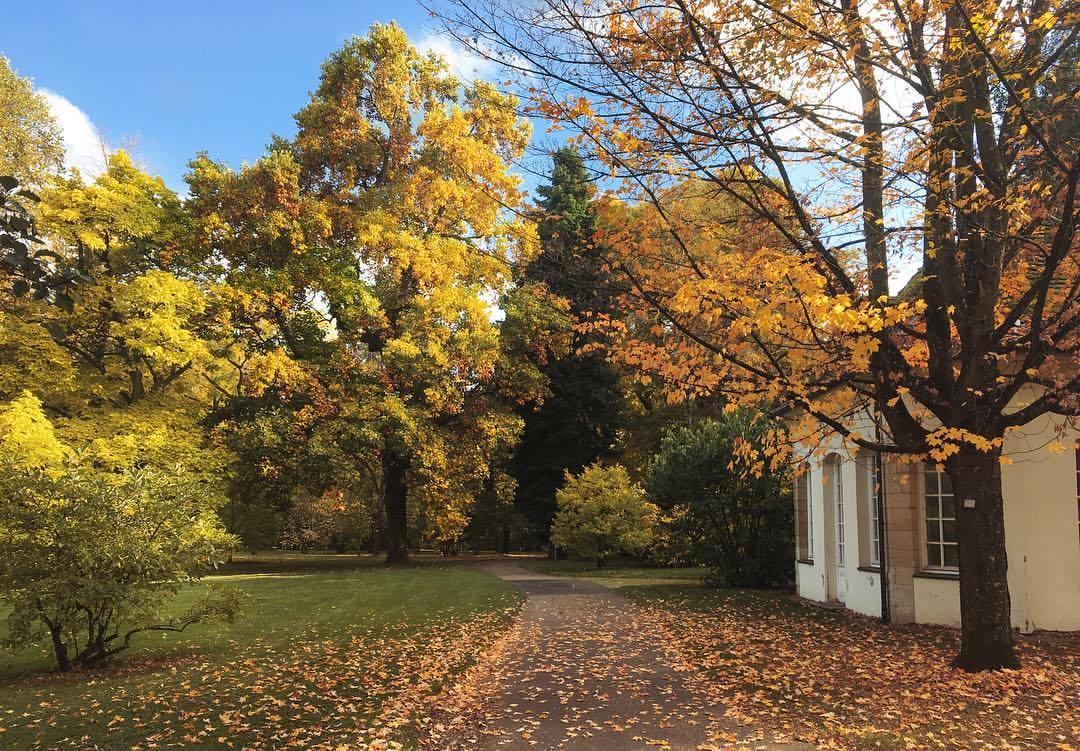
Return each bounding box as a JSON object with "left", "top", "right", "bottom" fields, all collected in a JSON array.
[
  {"left": 519, "top": 557, "right": 707, "bottom": 588},
  {"left": 0, "top": 554, "right": 520, "bottom": 749}
]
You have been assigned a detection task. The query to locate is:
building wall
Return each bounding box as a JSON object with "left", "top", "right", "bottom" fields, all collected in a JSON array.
[
  {"left": 793, "top": 425, "right": 885, "bottom": 619},
  {"left": 883, "top": 459, "right": 920, "bottom": 624},
  {"left": 913, "top": 576, "right": 961, "bottom": 626},
  {"left": 1001, "top": 413, "right": 1080, "bottom": 632},
  {"left": 793, "top": 407, "right": 1080, "bottom": 633}
]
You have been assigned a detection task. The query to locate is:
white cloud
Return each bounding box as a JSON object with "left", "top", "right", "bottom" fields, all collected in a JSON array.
[
  {"left": 417, "top": 33, "right": 497, "bottom": 82},
  {"left": 40, "top": 90, "right": 108, "bottom": 180}
]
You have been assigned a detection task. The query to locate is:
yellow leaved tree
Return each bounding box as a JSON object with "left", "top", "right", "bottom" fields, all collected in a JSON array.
[
  {"left": 442, "top": 0, "right": 1079, "bottom": 669},
  {"left": 185, "top": 23, "right": 538, "bottom": 560}
]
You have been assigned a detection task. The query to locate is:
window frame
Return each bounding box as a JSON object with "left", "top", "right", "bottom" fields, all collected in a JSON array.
[
  {"left": 922, "top": 464, "right": 958, "bottom": 571},
  {"left": 867, "top": 453, "right": 881, "bottom": 567},
  {"left": 795, "top": 463, "right": 814, "bottom": 562},
  {"left": 835, "top": 460, "right": 846, "bottom": 567}
]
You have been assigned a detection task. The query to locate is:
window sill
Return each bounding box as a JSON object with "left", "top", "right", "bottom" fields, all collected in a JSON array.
[
  {"left": 796, "top": 558, "right": 815, "bottom": 566},
  {"left": 914, "top": 569, "right": 959, "bottom": 581},
  {"left": 857, "top": 565, "right": 881, "bottom": 573}
]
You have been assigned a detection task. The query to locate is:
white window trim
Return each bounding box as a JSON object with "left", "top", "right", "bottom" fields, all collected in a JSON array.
[
  {"left": 796, "top": 465, "right": 815, "bottom": 562},
  {"left": 835, "top": 462, "right": 846, "bottom": 567},
  {"left": 922, "top": 464, "right": 958, "bottom": 571},
  {"left": 867, "top": 454, "right": 881, "bottom": 567}
]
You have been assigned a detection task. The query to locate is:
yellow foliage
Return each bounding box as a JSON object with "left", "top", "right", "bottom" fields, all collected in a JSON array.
[{"left": 0, "top": 391, "right": 70, "bottom": 469}]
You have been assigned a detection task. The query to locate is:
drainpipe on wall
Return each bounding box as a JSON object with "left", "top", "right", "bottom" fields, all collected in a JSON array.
[{"left": 874, "top": 416, "right": 890, "bottom": 624}]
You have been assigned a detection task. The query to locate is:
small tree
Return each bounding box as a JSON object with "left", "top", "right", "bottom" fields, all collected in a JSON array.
[
  {"left": 551, "top": 464, "right": 658, "bottom": 567},
  {"left": 647, "top": 412, "right": 793, "bottom": 587},
  {"left": 0, "top": 395, "right": 240, "bottom": 671}
]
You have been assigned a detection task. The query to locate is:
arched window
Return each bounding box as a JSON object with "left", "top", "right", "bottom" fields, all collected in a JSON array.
[
  {"left": 795, "top": 462, "right": 813, "bottom": 561},
  {"left": 856, "top": 450, "right": 882, "bottom": 566}
]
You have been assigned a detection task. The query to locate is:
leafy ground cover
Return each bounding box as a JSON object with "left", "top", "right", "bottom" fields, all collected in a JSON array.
[
  {"left": 0, "top": 554, "right": 520, "bottom": 749},
  {"left": 625, "top": 584, "right": 1080, "bottom": 750}
]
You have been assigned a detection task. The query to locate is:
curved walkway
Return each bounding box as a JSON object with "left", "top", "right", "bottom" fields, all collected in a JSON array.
[{"left": 472, "top": 561, "right": 813, "bottom": 750}]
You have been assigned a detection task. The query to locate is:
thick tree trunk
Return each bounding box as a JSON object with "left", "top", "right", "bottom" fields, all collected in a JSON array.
[
  {"left": 382, "top": 447, "right": 410, "bottom": 565},
  {"left": 947, "top": 446, "right": 1020, "bottom": 671}
]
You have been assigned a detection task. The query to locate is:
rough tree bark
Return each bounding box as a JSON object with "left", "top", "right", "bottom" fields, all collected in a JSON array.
[{"left": 948, "top": 444, "right": 1019, "bottom": 671}]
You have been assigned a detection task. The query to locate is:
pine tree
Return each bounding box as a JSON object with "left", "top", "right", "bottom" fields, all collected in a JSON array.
[{"left": 511, "top": 148, "right": 625, "bottom": 541}]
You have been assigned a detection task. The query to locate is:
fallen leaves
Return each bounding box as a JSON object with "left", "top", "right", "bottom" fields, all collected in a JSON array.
[
  {"left": 0, "top": 605, "right": 520, "bottom": 750},
  {"left": 632, "top": 588, "right": 1080, "bottom": 750}
]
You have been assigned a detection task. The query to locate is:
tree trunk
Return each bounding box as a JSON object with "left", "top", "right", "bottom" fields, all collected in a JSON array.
[
  {"left": 383, "top": 447, "right": 410, "bottom": 564},
  {"left": 947, "top": 446, "right": 1020, "bottom": 671},
  {"left": 49, "top": 624, "right": 71, "bottom": 672}
]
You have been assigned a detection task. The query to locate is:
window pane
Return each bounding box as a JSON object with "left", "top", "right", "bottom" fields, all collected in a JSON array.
[
  {"left": 927, "top": 544, "right": 941, "bottom": 567},
  {"left": 940, "top": 494, "right": 956, "bottom": 519},
  {"left": 941, "top": 520, "right": 957, "bottom": 544},
  {"left": 924, "top": 468, "right": 939, "bottom": 494},
  {"left": 939, "top": 470, "right": 953, "bottom": 494},
  {"left": 926, "top": 495, "right": 939, "bottom": 519},
  {"left": 944, "top": 544, "right": 959, "bottom": 568},
  {"left": 927, "top": 520, "right": 940, "bottom": 542}
]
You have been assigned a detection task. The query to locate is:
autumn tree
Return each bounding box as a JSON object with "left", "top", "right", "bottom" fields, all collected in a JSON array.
[
  {"left": 511, "top": 147, "right": 626, "bottom": 540},
  {"left": 0, "top": 151, "right": 231, "bottom": 490},
  {"left": 551, "top": 463, "right": 659, "bottom": 567},
  {"left": 441, "top": 0, "right": 1080, "bottom": 669},
  {"left": 185, "top": 23, "right": 537, "bottom": 562},
  {"left": 0, "top": 55, "right": 63, "bottom": 185}
]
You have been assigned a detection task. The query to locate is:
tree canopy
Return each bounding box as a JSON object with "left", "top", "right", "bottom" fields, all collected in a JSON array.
[
  {"left": 184, "top": 23, "right": 539, "bottom": 560},
  {"left": 0, "top": 55, "right": 63, "bottom": 185},
  {"left": 441, "top": 0, "right": 1079, "bottom": 669}
]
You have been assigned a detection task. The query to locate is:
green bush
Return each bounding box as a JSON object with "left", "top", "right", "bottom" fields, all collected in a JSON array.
[
  {"left": 551, "top": 463, "right": 658, "bottom": 567},
  {"left": 0, "top": 464, "right": 240, "bottom": 671},
  {"left": 646, "top": 411, "right": 793, "bottom": 586}
]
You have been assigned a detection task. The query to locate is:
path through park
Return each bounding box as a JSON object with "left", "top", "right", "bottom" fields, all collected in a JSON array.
[{"left": 466, "top": 562, "right": 814, "bottom": 751}]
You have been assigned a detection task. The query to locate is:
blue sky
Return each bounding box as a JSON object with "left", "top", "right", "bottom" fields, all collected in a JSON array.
[{"left": 3, "top": 1, "right": 489, "bottom": 191}]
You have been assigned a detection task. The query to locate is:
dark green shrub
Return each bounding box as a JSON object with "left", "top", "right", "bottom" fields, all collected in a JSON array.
[{"left": 646, "top": 410, "right": 792, "bottom": 586}]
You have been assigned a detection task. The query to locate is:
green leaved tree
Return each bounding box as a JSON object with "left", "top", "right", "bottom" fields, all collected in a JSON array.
[
  {"left": 647, "top": 411, "right": 793, "bottom": 587},
  {"left": 551, "top": 463, "right": 658, "bottom": 567},
  {"left": 0, "top": 394, "right": 239, "bottom": 672}
]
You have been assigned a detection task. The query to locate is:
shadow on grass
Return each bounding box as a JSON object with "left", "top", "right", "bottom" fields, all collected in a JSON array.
[{"left": 217, "top": 549, "right": 511, "bottom": 575}]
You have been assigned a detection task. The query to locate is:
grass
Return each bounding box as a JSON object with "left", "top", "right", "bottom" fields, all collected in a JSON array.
[
  {"left": 518, "top": 557, "right": 708, "bottom": 588},
  {"left": 0, "top": 553, "right": 520, "bottom": 749}
]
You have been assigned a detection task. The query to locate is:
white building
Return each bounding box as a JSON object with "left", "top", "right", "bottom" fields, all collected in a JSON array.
[{"left": 793, "top": 410, "right": 1080, "bottom": 632}]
